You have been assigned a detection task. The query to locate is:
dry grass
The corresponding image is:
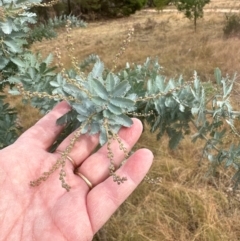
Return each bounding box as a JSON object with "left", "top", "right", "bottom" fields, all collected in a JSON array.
[
  {"left": 7, "top": 3, "right": 240, "bottom": 240},
  {"left": 207, "top": 0, "right": 240, "bottom": 9},
  {"left": 33, "top": 10, "right": 240, "bottom": 82}
]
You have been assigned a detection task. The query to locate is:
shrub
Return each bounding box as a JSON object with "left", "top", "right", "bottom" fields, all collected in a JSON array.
[
  {"left": 27, "top": 23, "right": 57, "bottom": 45},
  {"left": 0, "top": 95, "right": 21, "bottom": 149},
  {"left": 27, "top": 14, "right": 87, "bottom": 45},
  {"left": 223, "top": 13, "right": 240, "bottom": 38}
]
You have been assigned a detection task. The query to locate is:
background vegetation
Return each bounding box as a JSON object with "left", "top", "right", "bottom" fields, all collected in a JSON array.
[{"left": 4, "top": 0, "right": 240, "bottom": 240}]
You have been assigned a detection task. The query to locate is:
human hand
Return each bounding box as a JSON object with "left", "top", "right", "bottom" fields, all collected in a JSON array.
[{"left": 0, "top": 101, "right": 153, "bottom": 241}]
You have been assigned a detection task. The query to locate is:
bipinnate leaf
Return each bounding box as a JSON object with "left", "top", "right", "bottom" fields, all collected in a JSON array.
[
  {"left": 91, "top": 96, "right": 107, "bottom": 106},
  {"left": 106, "top": 72, "right": 118, "bottom": 92},
  {"left": 112, "top": 80, "right": 131, "bottom": 97},
  {"left": 90, "top": 78, "right": 108, "bottom": 100},
  {"left": 110, "top": 97, "right": 134, "bottom": 109},
  {"left": 10, "top": 57, "right": 25, "bottom": 67},
  {"left": 109, "top": 114, "right": 133, "bottom": 127},
  {"left": 103, "top": 109, "right": 113, "bottom": 118},
  {"left": 4, "top": 40, "right": 21, "bottom": 53},
  {"left": 108, "top": 103, "right": 122, "bottom": 115},
  {"left": 44, "top": 53, "right": 53, "bottom": 65},
  {"left": 91, "top": 60, "right": 104, "bottom": 79},
  {"left": 72, "top": 103, "right": 88, "bottom": 116},
  {"left": 89, "top": 122, "right": 101, "bottom": 135}
]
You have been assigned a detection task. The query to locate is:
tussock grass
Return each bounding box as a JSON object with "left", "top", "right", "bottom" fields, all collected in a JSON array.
[{"left": 9, "top": 3, "right": 240, "bottom": 240}]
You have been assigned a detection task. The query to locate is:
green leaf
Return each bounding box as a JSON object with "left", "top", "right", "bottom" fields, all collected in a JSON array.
[
  {"left": 7, "top": 76, "right": 21, "bottom": 84},
  {"left": 108, "top": 103, "right": 122, "bottom": 115},
  {"left": 99, "top": 126, "right": 107, "bottom": 145},
  {"left": 112, "top": 80, "right": 131, "bottom": 97},
  {"left": 225, "top": 158, "right": 233, "bottom": 167},
  {"left": 89, "top": 122, "right": 100, "bottom": 135},
  {"left": 147, "top": 79, "right": 154, "bottom": 93},
  {"left": 28, "top": 67, "right": 37, "bottom": 79},
  {"left": 103, "top": 110, "right": 113, "bottom": 118},
  {"left": 39, "top": 62, "right": 47, "bottom": 74},
  {"left": 152, "top": 115, "right": 161, "bottom": 132},
  {"left": 0, "top": 20, "right": 13, "bottom": 34},
  {"left": 4, "top": 40, "right": 21, "bottom": 53},
  {"left": 191, "top": 107, "right": 199, "bottom": 115},
  {"left": 91, "top": 96, "right": 107, "bottom": 106},
  {"left": 155, "top": 75, "right": 165, "bottom": 92},
  {"left": 81, "top": 123, "right": 89, "bottom": 134},
  {"left": 164, "top": 79, "right": 175, "bottom": 93},
  {"left": 214, "top": 68, "right": 222, "bottom": 85},
  {"left": 77, "top": 114, "right": 87, "bottom": 122},
  {"left": 193, "top": 71, "right": 200, "bottom": 90},
  {"left": 179, "top": 104, "right": 185, "bottom": 112},
  {"left": 90, "top": 78, "right": 108, "bottom": 100},
  {"left": 43, "top": 53, "right": 54, "bottom": 65},
  {"left": 110, "top": 114, "right": 133, "bottom": 127},
  {"left": 10, "top": 57, "right": 25, "bottom": 67},
  {"left": 169, "top": 131, "right": 183, "bottom": 149},
  {"left": 91, "top": 60, "right": 104, "bottom": 79},
  {"left": 165, "top": 97, "right": 175, "bottom": 108},
  {"left": 50, "top": 81, "right": 60, "bottom": 87},
  {"left": 8, "top": 88, "right": 20, "bottom": 95},
  {"left": 110, "top": 97, "right": 134, "bottom": 109},
  {"left": 224, "top": 82, "right": 233, "bottom": 99},
  {"left": 56, "top": 110, "right": 74, "bottom": 125},
  {"left": 72, "top": 103, "right": 88, "bottom": 116},
  {"left": 106, "top": 72, "right": 117, "bottom": 92},
  {"left": 0, "top": 58, "right": 9, "bottom": 69}
]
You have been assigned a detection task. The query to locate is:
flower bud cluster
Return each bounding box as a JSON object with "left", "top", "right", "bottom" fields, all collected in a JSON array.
[
  {"left": 128, "top": 110, "right": 154, "bottom": 117},
  {"left": 112, "top": 27, "right": 134, "bottom": 72},
  {"left": 16, "top": 84, "right": 77, "bottom": 102},
  {"left": 144, "top": 175, "right": 162, "bottom": 184},
  {"left": 104, "top": 120, "right": 128, "bottom": 185},
  {"left": 65, "top": 20, "right": 83, "bottom": 77},
  {"left": 136, "top": 81, "right": 194, "bottom": 102}
]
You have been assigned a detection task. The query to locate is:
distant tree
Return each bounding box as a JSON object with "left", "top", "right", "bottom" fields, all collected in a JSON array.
[
  {"left": 63, "top": 0, "right": 147, "bottom": 18},
  {"left": 174, "top": 0, "right": 210, "bottom": 31},
  {"left": 153, "top": 0, "right": 172, "bottom": 11},
  {"left": 101, "top": 0, "right": 147, "bottom": 17}
]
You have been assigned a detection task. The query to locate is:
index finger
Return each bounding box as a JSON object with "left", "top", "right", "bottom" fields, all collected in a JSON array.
[{"left": 17, "top": 101, "right": 71, "bottom": 149}]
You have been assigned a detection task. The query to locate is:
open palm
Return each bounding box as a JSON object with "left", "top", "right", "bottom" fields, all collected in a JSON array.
[{"left": 0, "top": 102, "right": 153, "bottom": 241}]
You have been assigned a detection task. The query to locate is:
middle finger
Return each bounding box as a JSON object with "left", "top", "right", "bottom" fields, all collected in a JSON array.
[{"left": 74, "top": 118, "right": 143, "bottom": 186}]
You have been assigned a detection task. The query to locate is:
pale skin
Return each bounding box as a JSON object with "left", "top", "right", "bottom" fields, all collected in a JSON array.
[{"left": 0, "top": 101, "right": 153, "bottom": 241}]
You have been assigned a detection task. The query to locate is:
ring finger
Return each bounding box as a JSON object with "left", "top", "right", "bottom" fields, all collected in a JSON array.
[{"left": 74, "top": 118, "right": 143, "bottom": 187}]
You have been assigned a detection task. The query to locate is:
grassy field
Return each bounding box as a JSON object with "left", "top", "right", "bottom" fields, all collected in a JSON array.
[{"left": 7, "top": 1, "right": 240, "bottom": 240}]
